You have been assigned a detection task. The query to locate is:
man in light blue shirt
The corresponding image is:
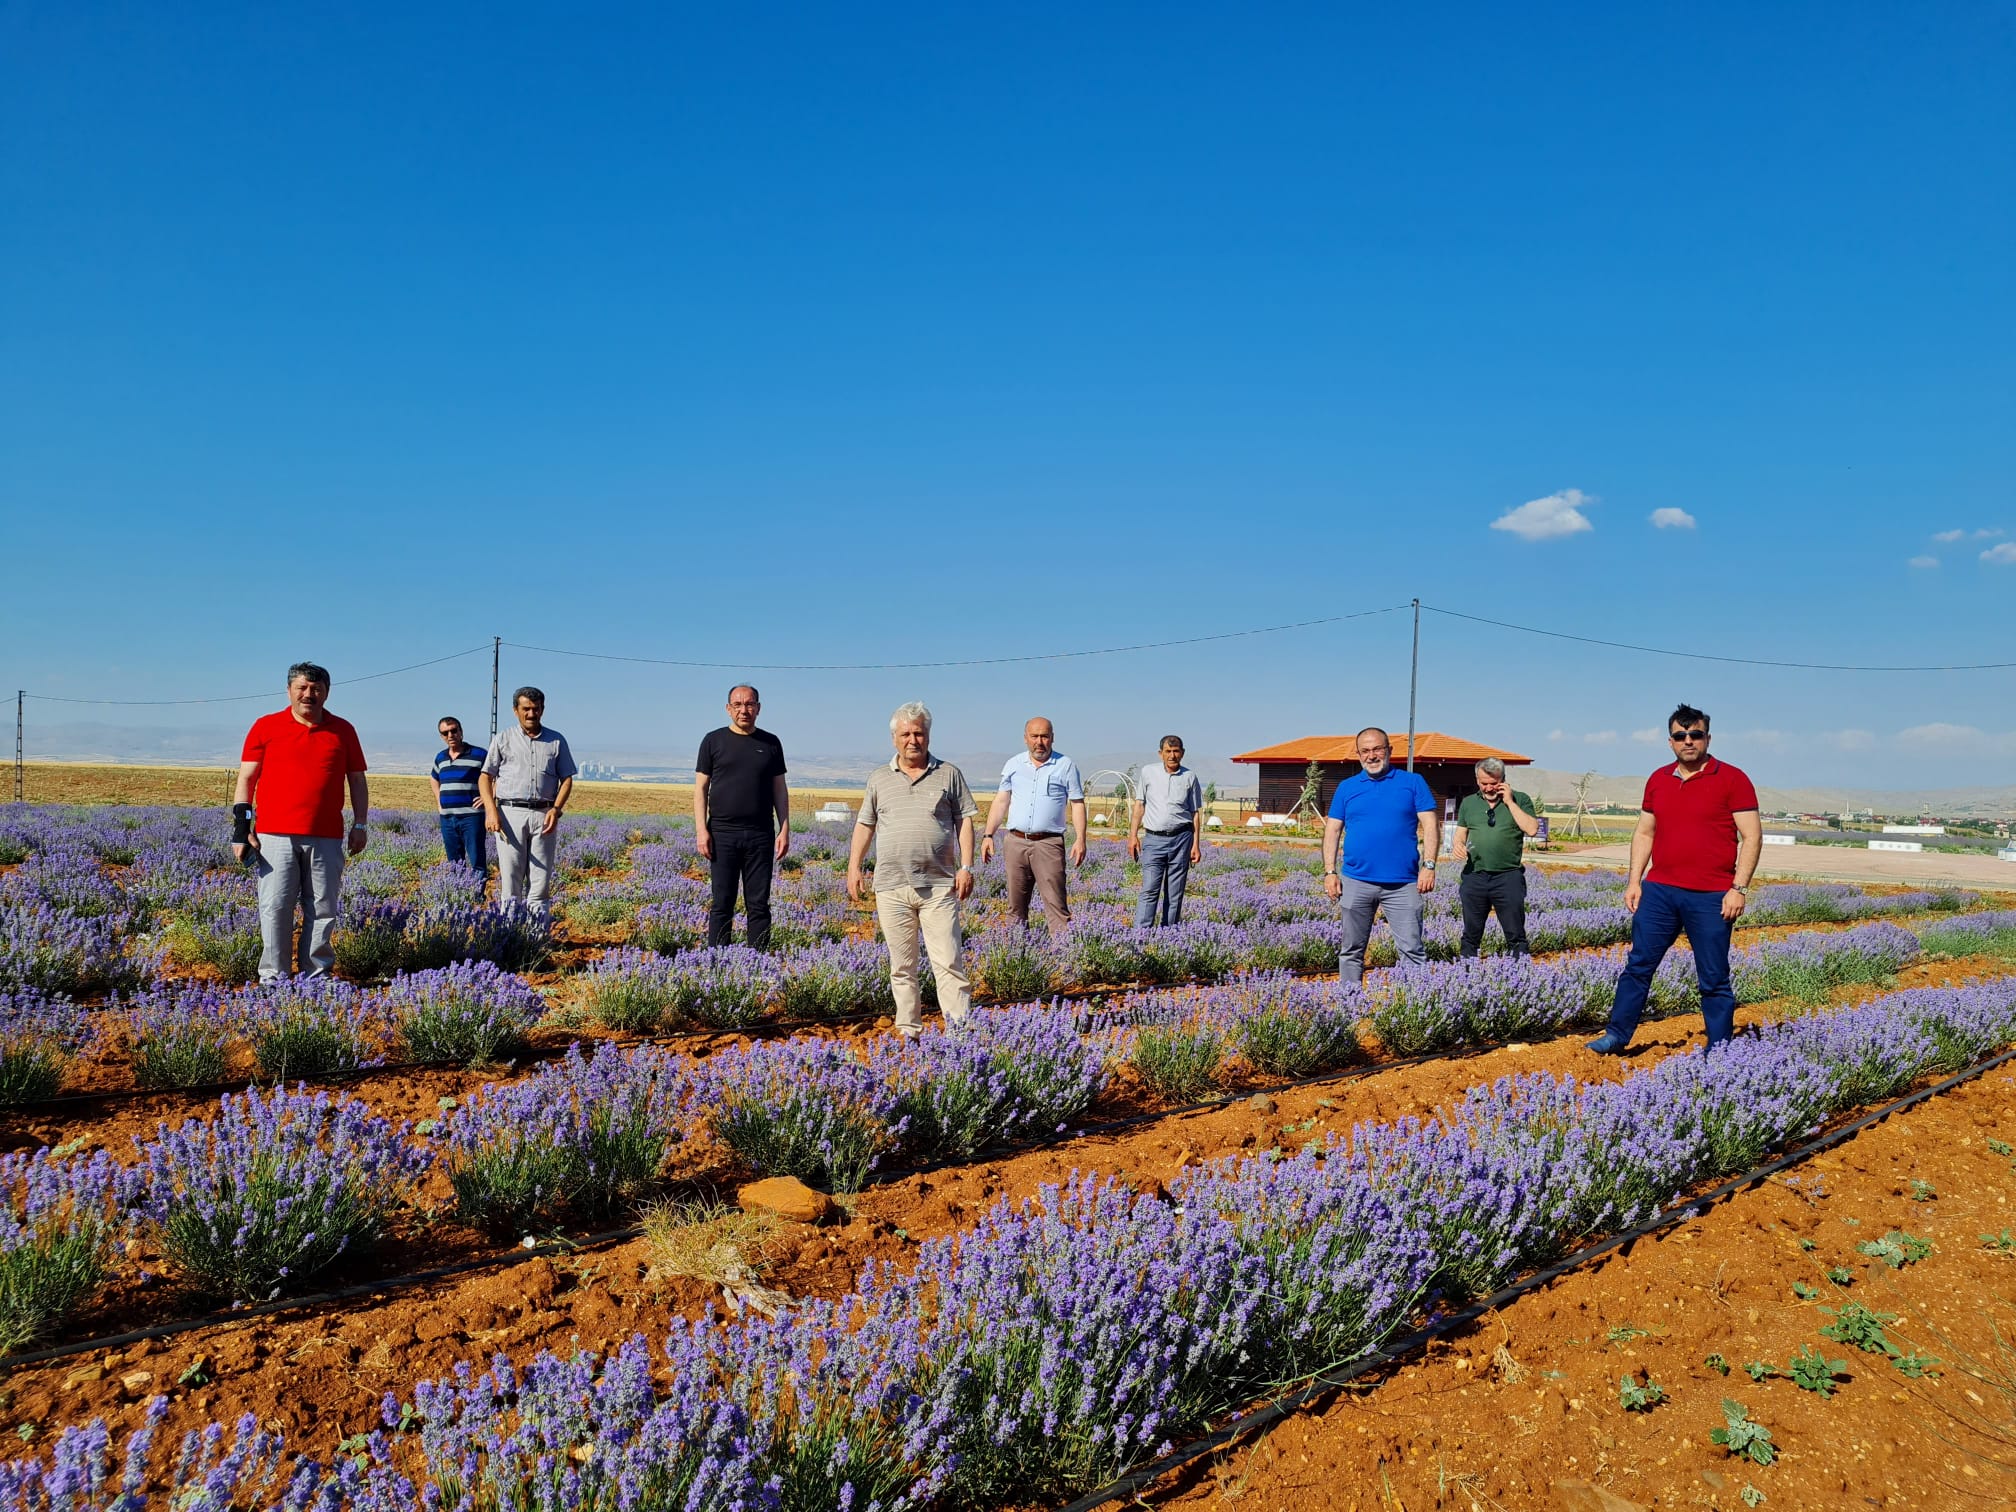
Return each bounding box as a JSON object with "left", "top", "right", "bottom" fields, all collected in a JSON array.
[
  {"left": 1321, "top": 726, "right": 1439, "bottom": 988},
  {"left": 980, "top": 716, "right": 1087, "bottom": 937}
]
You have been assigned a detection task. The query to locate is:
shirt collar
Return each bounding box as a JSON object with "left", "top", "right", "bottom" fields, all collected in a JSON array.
[
  {"left": 1666, "top": 756, "right": 1721, "bottom": 779},
  {"left": 889, "top": 753, "right": 941, "bottom": 775}
]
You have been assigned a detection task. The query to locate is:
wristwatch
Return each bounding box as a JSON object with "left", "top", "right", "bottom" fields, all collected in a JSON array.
[{"left": 1422, "top": 861, "right": 1438, "bottom": 872}]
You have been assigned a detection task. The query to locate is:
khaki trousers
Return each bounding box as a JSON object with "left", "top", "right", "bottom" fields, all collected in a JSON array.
[
  {"left": 1004, "top": 830, "right": 1070, "bottom": 937},
  {"left": 875, "top": 882, "right": 973, "bottom": 1034}
]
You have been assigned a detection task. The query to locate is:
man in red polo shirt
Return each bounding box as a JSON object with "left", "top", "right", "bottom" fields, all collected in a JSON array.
[
  {"left": 1588, "top": 703, "right": 1762, "bottom": 1053},
  {"left": 232, "top": 661, "right": 370, "bottom": 982}
]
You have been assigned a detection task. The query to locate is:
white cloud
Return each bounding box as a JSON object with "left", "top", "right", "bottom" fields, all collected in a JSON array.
[
  {"left": 1649, "top": 507, "right": 1696, "bottom": 530},
  {"left": 1934, "top": 527, "right": 2004, "bottom": 543},
  {"left": 1630, "top": 728, "right": 1661, "bottom": 744},
  {"left": 1547, "top": 729, "right": 1566, "bottom": 741},
  {"left": 1583, "top": 730, "right": 1619, "bottom": 745},
  {"left": 1907, "top": 555, "right": 1939, "bottom": 569},
  {"left": 1982, "top": 542, "right": 2016, "bottom": 564},
  {"left": 1492, "top": 488, "right": 1595, "bottom": 542},
  {"left": 1895, "top": 723, "right": 2016, "bottom": 756},
  {"left": 1932, "top": 529, "right": 1965, "bottom": 543}
]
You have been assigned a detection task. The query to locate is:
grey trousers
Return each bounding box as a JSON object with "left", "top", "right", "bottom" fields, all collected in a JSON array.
[
  {"left": 495, "top": 806, "right": 559, "bottom": 912},
  {"left": 254, "top": 833, "right": 346, "bottom": 982},
  {"left": 1337, "top": 875, "right": 1426, "bottom": 988}
]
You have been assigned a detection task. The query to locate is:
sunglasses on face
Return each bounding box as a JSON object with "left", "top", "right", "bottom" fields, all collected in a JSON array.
[{"left": 1670, "top": 729, "right": 1708, "bottom": 742}]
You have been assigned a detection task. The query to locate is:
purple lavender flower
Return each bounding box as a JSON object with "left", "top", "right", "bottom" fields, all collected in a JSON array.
[{"left": 133, "top": 1084, "right": 429, "bottom": 1301}]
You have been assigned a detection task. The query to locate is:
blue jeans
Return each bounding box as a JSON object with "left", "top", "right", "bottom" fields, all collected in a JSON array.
[
  {"left": 439, "top": 811, "right": 488, "bottom": 875},
  {"left": 1605, "top": 879, "right": 1736, "bottom": 1046},
  {"left": 1134, "top": 829, "right": 1195, "bottom": 927}
]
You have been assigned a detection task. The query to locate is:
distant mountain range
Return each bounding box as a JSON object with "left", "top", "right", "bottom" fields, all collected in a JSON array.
[
  {"left": 1520, "top": 767, "right": 2016, "bottom": 819},
  {"left": 20, "top": 723, "right": 2015, "bottom": 816}
]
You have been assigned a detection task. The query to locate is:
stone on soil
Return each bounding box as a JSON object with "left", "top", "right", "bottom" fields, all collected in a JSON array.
[{"left": 738, "top": 1176, "right": 836, "bottom": 1225}]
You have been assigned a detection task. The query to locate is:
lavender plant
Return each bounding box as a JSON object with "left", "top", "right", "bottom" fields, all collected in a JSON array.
[
  {"left": 384, "top": 961, "right": 544, "bottom": 1066},
  {"left": 133, "top": 1085, "right": 428, "bottom": 1300},
  {"left": 122, "top": 983, "right": 239, "bottom": 1089},
  {"left": 240, "top": 976, "right": 385, "bottom": 1081},
  {"left": 0, "top": 1148, "right": 129, "bottom": 1353},
  {"left": 0, "top": 991, "right": 95, "bottom": 1106},
  {"left": 700, "top": 1038, "right": 905, "bottom": 1192}
]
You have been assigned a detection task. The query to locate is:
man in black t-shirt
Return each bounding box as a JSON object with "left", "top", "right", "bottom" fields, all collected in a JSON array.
[{"left": 694, "top": 684, "right": 791, "bottom": 949}]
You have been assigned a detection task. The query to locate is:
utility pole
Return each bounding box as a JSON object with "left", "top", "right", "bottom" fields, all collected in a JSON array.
[
  {"left": 1405, "top": 598, "right": 1420, "bottom": 774},
  {"left": 489, "top": 637, "right": 501, "bottom": 741},
  {"left": 13, "top": 691, "right": 21, "bottom": 803}
]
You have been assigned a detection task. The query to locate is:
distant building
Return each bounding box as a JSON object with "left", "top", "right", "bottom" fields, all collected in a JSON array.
[
  {"left": 1230, "top": 732, "right": 1533, "bottom": 815},
  {"left": 577, "top": 761, "right": 621, "bottom": 781}
]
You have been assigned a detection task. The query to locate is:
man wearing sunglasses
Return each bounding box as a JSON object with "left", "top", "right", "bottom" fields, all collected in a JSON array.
[
  {"left": 1588, "top": 703, "right": 1761, "bottom": 1054},
  {"left": 1451, "top": 756, "right": 1539, "bottom": 957}
]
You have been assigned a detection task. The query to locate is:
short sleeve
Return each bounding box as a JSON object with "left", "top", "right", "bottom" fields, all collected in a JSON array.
[
  {"left": 1326, "top": 782, "right": 1349, "bottom": 822},
  {"left": 1063, "top": 762, "right": 1084, "bottom": 801},
  {"left": 1413, "top": 775, "right": 1437, "bottom": 813},
  {"left": 480, "top": 743, "right": 504, "bottom": 777},
  {"left": 695, "top": 732, "right": 716, "bottom": 775},
  {"left": 554, "top": 737, "right": 579, "bottom": 781},
  {"left": 1187, "top": 775, "right": 1204, "bottom": 806},
  {"left": 341, "top": 723, "right": 368, "bottom": 773},
  {"left": 1640, "top": 776, "right": 1659, "bottom": 813},
  {"left": 1515, "top": 791, "right": 1537, "bottom": 815},
  {"left": 1727, "top": 769, "right": 1760, "bottom": 812},
  {"left": 771, "top": 739, "right": 787, "bottom": 777},
  {"left": 857, "top": 778, "right": 880, "bottom": 828},
  {"left": 951, "top": 768, "right": 978, "bottom": 819},
  {"left": 241, "top": 717, "right": 268, "bottom": 764},
  {"left": 999, "top": 757, "right": 1019, "bottom": 788}
]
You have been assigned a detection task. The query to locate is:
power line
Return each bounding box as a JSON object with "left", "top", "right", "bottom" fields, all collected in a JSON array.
[
  {"left": 503, "top": 605, "right": 1414, "bottom": 671},
  {"left": 1419, "top": 605, "right": 2016, "bottom": 673},
  {"left": 19, "top": 645, "right": 495, "bottom": 707}
]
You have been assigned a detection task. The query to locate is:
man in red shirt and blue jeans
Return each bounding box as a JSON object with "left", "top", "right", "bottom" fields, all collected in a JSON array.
[
  {"left": 232, "top": 662, "right": 370, "bottom": 982},
  {"left": 1589, "top": 703, "right": 1762, "bottom": 1053}
]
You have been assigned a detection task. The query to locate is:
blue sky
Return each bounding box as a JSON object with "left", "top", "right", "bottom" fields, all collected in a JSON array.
[{"left": 2, "top": 4, "right": 2012, "bottom": 790}]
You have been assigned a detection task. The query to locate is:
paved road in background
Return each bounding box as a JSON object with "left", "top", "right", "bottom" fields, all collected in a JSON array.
[{"left": 1535, "top": 844, "right": 2016, "bottom": 894}]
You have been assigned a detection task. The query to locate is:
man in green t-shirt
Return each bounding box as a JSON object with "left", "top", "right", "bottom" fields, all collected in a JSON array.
[{"left": 1451, "top": 757, "right": 1540, "bottom": 957}]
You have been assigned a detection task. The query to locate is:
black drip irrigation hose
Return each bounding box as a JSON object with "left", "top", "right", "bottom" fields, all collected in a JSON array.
[{"left": 1052, "top": 1041, "right": 2016, "bottom": 1512}]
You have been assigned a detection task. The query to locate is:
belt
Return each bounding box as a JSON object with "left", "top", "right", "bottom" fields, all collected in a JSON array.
[
  {"left": 499, "top": 799, "right": 552, "bottom": 809},
  {"left": 1006, "top": 828, "right": 1062, "bottom": 840},
  {"left": 1145, "top": 826, "right": 1192, "bottom": 836}
]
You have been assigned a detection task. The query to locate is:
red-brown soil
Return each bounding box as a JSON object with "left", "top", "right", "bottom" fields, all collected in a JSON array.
[{"left": 1141, "top": 1064, "right": 2016, "bottom": 1512}]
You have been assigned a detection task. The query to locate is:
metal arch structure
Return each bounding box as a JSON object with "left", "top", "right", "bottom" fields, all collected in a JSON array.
[{"left": 1085, "top": 768, "right": 1138, "bottom": 829}]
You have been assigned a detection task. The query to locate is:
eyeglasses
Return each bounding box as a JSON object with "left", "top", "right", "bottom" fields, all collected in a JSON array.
[
  {"left": 1486, "top": 806, "right": 1498, "bottom": 827},
  {"left": 1669, "top": 729, "right": 1708, "bottom": 742}
]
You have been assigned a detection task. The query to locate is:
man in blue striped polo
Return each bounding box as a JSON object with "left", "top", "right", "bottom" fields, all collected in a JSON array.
[{"left": 429, "top": 715, "right": 488, "bottom": 879}]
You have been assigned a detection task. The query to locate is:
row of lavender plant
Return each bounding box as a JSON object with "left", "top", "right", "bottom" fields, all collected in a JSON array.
[
  {"left": 14, "top": 969, "right": 2016, "bottom": 1511},
  {"left": 0, "top": 963, "right": 545, "bottom": 1102}
]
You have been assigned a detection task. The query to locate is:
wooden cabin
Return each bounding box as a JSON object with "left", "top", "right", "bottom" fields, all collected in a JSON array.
[{"left": 1231, "top": 732, "right": 1534, "bottom": 818}]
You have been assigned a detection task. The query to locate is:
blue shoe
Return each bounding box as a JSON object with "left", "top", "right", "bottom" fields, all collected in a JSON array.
[{"left": 1586, "top": 1033, "right": 1631, "bottom": 1055}]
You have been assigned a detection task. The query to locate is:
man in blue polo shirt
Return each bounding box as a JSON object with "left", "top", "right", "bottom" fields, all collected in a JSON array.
[
  {"left": 1321, "top": 726, "right": 1439, "bottom": 989},
  {"left": 429, "top": 715, "right": 488, "bottom": 880},
  {"left": 980, "top": 716, "right": 1087, "bottom": 937}
]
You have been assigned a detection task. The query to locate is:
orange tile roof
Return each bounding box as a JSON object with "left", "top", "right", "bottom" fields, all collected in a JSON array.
[{"left": 1231, "top": 732, "right": 1531, "bottom": 765}]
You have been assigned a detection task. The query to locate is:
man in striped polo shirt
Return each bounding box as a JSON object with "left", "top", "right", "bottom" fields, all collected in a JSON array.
[
  {"left": 846, "top": 701, "right": 977, "bottom": 1037},
  {"left": 430, "top": 715, "right": 488, "bottom": 879}
]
